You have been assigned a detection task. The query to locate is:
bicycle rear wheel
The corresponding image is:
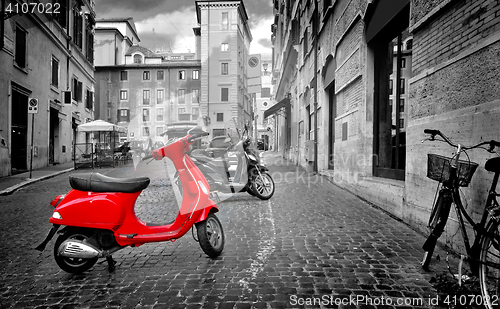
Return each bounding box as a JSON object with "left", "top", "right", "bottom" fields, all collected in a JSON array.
[
  {"left": 479, "top": 219, "right": 500, "bottom": 309},
  {"left": 422, "top": 189, "right": 452, "bottom": 270}
]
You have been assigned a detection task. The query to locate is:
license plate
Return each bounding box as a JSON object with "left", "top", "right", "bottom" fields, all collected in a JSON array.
[{"left": 209, "top": 192, "right": 221, "bottom": 203}]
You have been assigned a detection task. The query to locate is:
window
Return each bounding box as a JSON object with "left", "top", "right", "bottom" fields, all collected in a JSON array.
[
  {"left": 192, "top": 107, "right": 199, "bottom": 117},
  {"left": 178, "top": 108, "right": 190, "bottom": 121},
  {"left": 192, "top": 89, "right": 200, "bottom": 103},
  {"left": 192, "top": 70, "right": 199, "bottom": 80},
  {"left": 157, "top": 89, "right": 164, "bottom": 104},
  {"left": 120, "top": 90, "right": 128, "bottom": 100},
  {"left": 85, "top": 21, "right": 94, "bottom": 63},
  {"left": 221, "top": 12, "right": 229, "bottom": 30},
  {"left": 371, "top": 6, "right": 411, "bottom": 181},
  {"left": 178, "top": 89, "right": 185, "bottom": 104},
  {"left": 156, "top": 127, "right": 163, "bottom": 136},
  {"left": 303, "top": 27, "right": 308, "bottom": 59},
  {"left": 143, "top": 71, "right": 150, "bottom": 80},
  {"left": 52, "top": 0, "right": 67, "bottom": 28},
  {"left": 72, "top": 8, "right": 83, "bottom": 49},
  {"left": 143, "top": 109, "right": 150, "bottom": 122},
  {"left": 143, "top": 90, "right": 150, "bottom": 105},
  {"left": 72, "top": 78, "right": 82, "bottom": 102},
  {"left": 221, "top": 43, "right": 229, "bottom": 51},
  {"left": 134, "top": 54, "right": 142, "bottom": 64},
  {"left": 221, "top": 88, "right": 229, "bottom": 101},
  {"left": 157, "top": 70, "right": 164, "bottom": 80},
  {"left": 178, "top": 70, "right": 185, "bottom": 80},
  {"left": 120, "top": 71, "right": 128, "bottom": 81},
  {"left": 216, "top": 113, "right": 224, "bottom": 122},
  {"left": 15, "top": 25, "right": 27, "bottom": 68},
  {"left": 401, "top": 58, "right": 406, "bottom": 68},
  {"left": 157, "top": 108, "right": 164, "bottom": 121},
  {"left": 51, "top": 56, "right": 59, "bottom": 87},
  {"left": 221, "top": 63, "right": 229, "bottom": 75},
  {"left": 85, "top": 89, "right": 93, "bottom": 110},
  {"left": 118, "top": 109, "right": 130, "bottom": 122},
  {"left": 143, "top": 127, "right": 150, "bottom": 137}
]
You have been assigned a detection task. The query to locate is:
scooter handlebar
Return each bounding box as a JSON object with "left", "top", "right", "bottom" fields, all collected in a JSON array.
[
  {"left": 187, "top": 132, "right": 209, "bottom": 143},
  {"left": 152, "top": 148, "right": 165, "bottom": 160},
  {"left": 152, "top": 132, "right": 209, "bottom": 160}
]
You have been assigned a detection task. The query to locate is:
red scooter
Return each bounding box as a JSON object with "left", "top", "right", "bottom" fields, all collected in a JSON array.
[{"left": 36, "top": 127, "right": 224, "bottom": 273}]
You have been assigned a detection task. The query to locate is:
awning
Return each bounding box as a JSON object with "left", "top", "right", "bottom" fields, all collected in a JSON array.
[{"left": 264, "top": 98, "right": 290, "bottom": 118}]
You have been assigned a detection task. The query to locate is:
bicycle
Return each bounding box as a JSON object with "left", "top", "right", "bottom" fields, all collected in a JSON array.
[{"left": 421, "top": 129, "right": 500, "bottom": 308}]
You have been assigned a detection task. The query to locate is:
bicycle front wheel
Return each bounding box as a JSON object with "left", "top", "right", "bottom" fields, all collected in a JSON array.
[
  {"left": 479, "top": 219, "right": 500, "bottom": 309},
  {"left": 422, "top": 189, "right": 452, "bottom": 270}
]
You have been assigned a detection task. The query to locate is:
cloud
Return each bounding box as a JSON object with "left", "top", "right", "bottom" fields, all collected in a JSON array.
[
  {"left": 95, "top": 0, "right": 274, "bottom": 54},
  {"left": 135, "top": 7, "right": 197, "bottom": 53},
  {"left": 249, "top": 16, "right": 273, "bottom": 55}
]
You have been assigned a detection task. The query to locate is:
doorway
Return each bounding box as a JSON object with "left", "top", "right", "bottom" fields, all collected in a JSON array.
[
  {"left": 11, "top": 90, "right": 28, "bottom": 174},
  {"left": 327, "top": 85, "right": 336, "bottom": 170},
  {"left": 49, "top": 108, "right": 60, "bottom": 164}
]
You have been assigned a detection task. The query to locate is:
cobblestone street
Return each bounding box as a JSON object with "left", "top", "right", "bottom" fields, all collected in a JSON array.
[{"left": 0, "top": 153, "right": 454, "bottom": 308}]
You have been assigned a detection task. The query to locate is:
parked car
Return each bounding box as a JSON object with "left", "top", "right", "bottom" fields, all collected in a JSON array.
[{"left": 205, "top": 136, "right": 233, "bottom": 158}]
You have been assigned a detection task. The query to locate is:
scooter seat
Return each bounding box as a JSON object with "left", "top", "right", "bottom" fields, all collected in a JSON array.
[{"left": 69, "top": 172, "right": 150, "bottom": 193}]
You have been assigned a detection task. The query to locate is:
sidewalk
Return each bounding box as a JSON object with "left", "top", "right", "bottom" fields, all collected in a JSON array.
[{"left": 0, "top": 162, "right": 75, "bottom": 196}]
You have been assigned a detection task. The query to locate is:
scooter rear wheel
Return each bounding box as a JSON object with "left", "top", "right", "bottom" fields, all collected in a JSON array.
[
  {"left": 196, "top": 213, "right": 224, "bottom": 258},
  {"left": 54, "top": 228, "right": 98, "bottom": 273}
]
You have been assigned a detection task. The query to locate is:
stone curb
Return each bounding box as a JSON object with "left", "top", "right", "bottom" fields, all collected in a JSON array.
[{"left": 0, "top": 168, "right": 74, "bottom": 196}]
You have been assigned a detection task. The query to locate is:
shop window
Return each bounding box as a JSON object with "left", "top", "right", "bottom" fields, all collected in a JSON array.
[{"left": 371, "top": 3, "right": 411, "bottom": 181}]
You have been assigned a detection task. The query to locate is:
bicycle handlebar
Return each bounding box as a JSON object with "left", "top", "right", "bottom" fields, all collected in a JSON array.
[{"left": 424, "top": 129, "right": 500, "bottom": 152}]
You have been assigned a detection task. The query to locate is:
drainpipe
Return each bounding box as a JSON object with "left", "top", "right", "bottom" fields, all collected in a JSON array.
[{"left": 313, "top": 3, "right": 318, "bottom": 173}]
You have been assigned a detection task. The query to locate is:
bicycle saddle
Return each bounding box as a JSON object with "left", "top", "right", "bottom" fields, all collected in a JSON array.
[
  {"left": 485, "top": 157, "right": 500, "bottom": 173},
  {"left": 69, "top": 173, "right": 150, "bottom": 193}
]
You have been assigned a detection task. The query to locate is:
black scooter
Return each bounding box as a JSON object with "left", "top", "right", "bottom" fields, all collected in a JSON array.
[{"left": 175, "top": 126, "right": 275, "bottom": 200}]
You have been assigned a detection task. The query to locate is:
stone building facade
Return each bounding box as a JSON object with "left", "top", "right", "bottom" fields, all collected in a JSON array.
[
  {"left": 196, "top": 0, "right": 253, "bottom": 138},
  {"left": 0, "top": 0, "right": 96, "bottom": 177},
  {"left": 269, "top": 0, "right": 500, "bottom": 251}
]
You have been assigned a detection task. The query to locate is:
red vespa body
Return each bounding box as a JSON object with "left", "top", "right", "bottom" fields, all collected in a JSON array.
[{"left": 36, "top": 128, "right": 224, "bottom": 273}]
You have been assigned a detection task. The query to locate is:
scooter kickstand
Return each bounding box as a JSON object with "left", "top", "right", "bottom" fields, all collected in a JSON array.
[{"left": 106, "top": 256, "right": 117, "bottom": 273}]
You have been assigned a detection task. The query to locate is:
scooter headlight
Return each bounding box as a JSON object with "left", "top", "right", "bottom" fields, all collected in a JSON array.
[
  {"left": 52, "top": 212, "right": 62, "bottom": 220},
  {"left": 248, "top": 154, "right": 257, "bottom": 161}
]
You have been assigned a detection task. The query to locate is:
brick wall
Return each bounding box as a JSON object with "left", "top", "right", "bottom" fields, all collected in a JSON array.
[{"left": 412, "top": 0, "right": 500, "bottom": 75}]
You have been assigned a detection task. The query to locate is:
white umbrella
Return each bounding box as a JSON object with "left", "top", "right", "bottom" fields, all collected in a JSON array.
[{"left": 77, "top": 119, "right": 126, "bottom": 133}]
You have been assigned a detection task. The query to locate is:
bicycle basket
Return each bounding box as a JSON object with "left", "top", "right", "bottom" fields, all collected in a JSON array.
[{"left": 427, "top": 153, "right": 478, "bottom": 187}]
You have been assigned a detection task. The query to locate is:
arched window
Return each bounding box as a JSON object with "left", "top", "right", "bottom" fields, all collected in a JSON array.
[{"left": 133, "top": 54, "right": 143, "bottom": 64}]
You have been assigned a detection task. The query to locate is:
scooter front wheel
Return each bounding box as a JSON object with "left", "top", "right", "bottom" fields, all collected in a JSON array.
[
  {"left": 196, "top": 213, "right": 224, "bottom": 258},
  {"left": 54, "top": 228, "right": 98, "bottom": 273},
  {"left": 251, "top": 172, "right": 275, "bottom": 200}
]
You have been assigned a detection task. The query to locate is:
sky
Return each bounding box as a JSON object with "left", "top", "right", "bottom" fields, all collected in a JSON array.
[{"left": 94, "top": 0, "right": 274, "bottom": 55}]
